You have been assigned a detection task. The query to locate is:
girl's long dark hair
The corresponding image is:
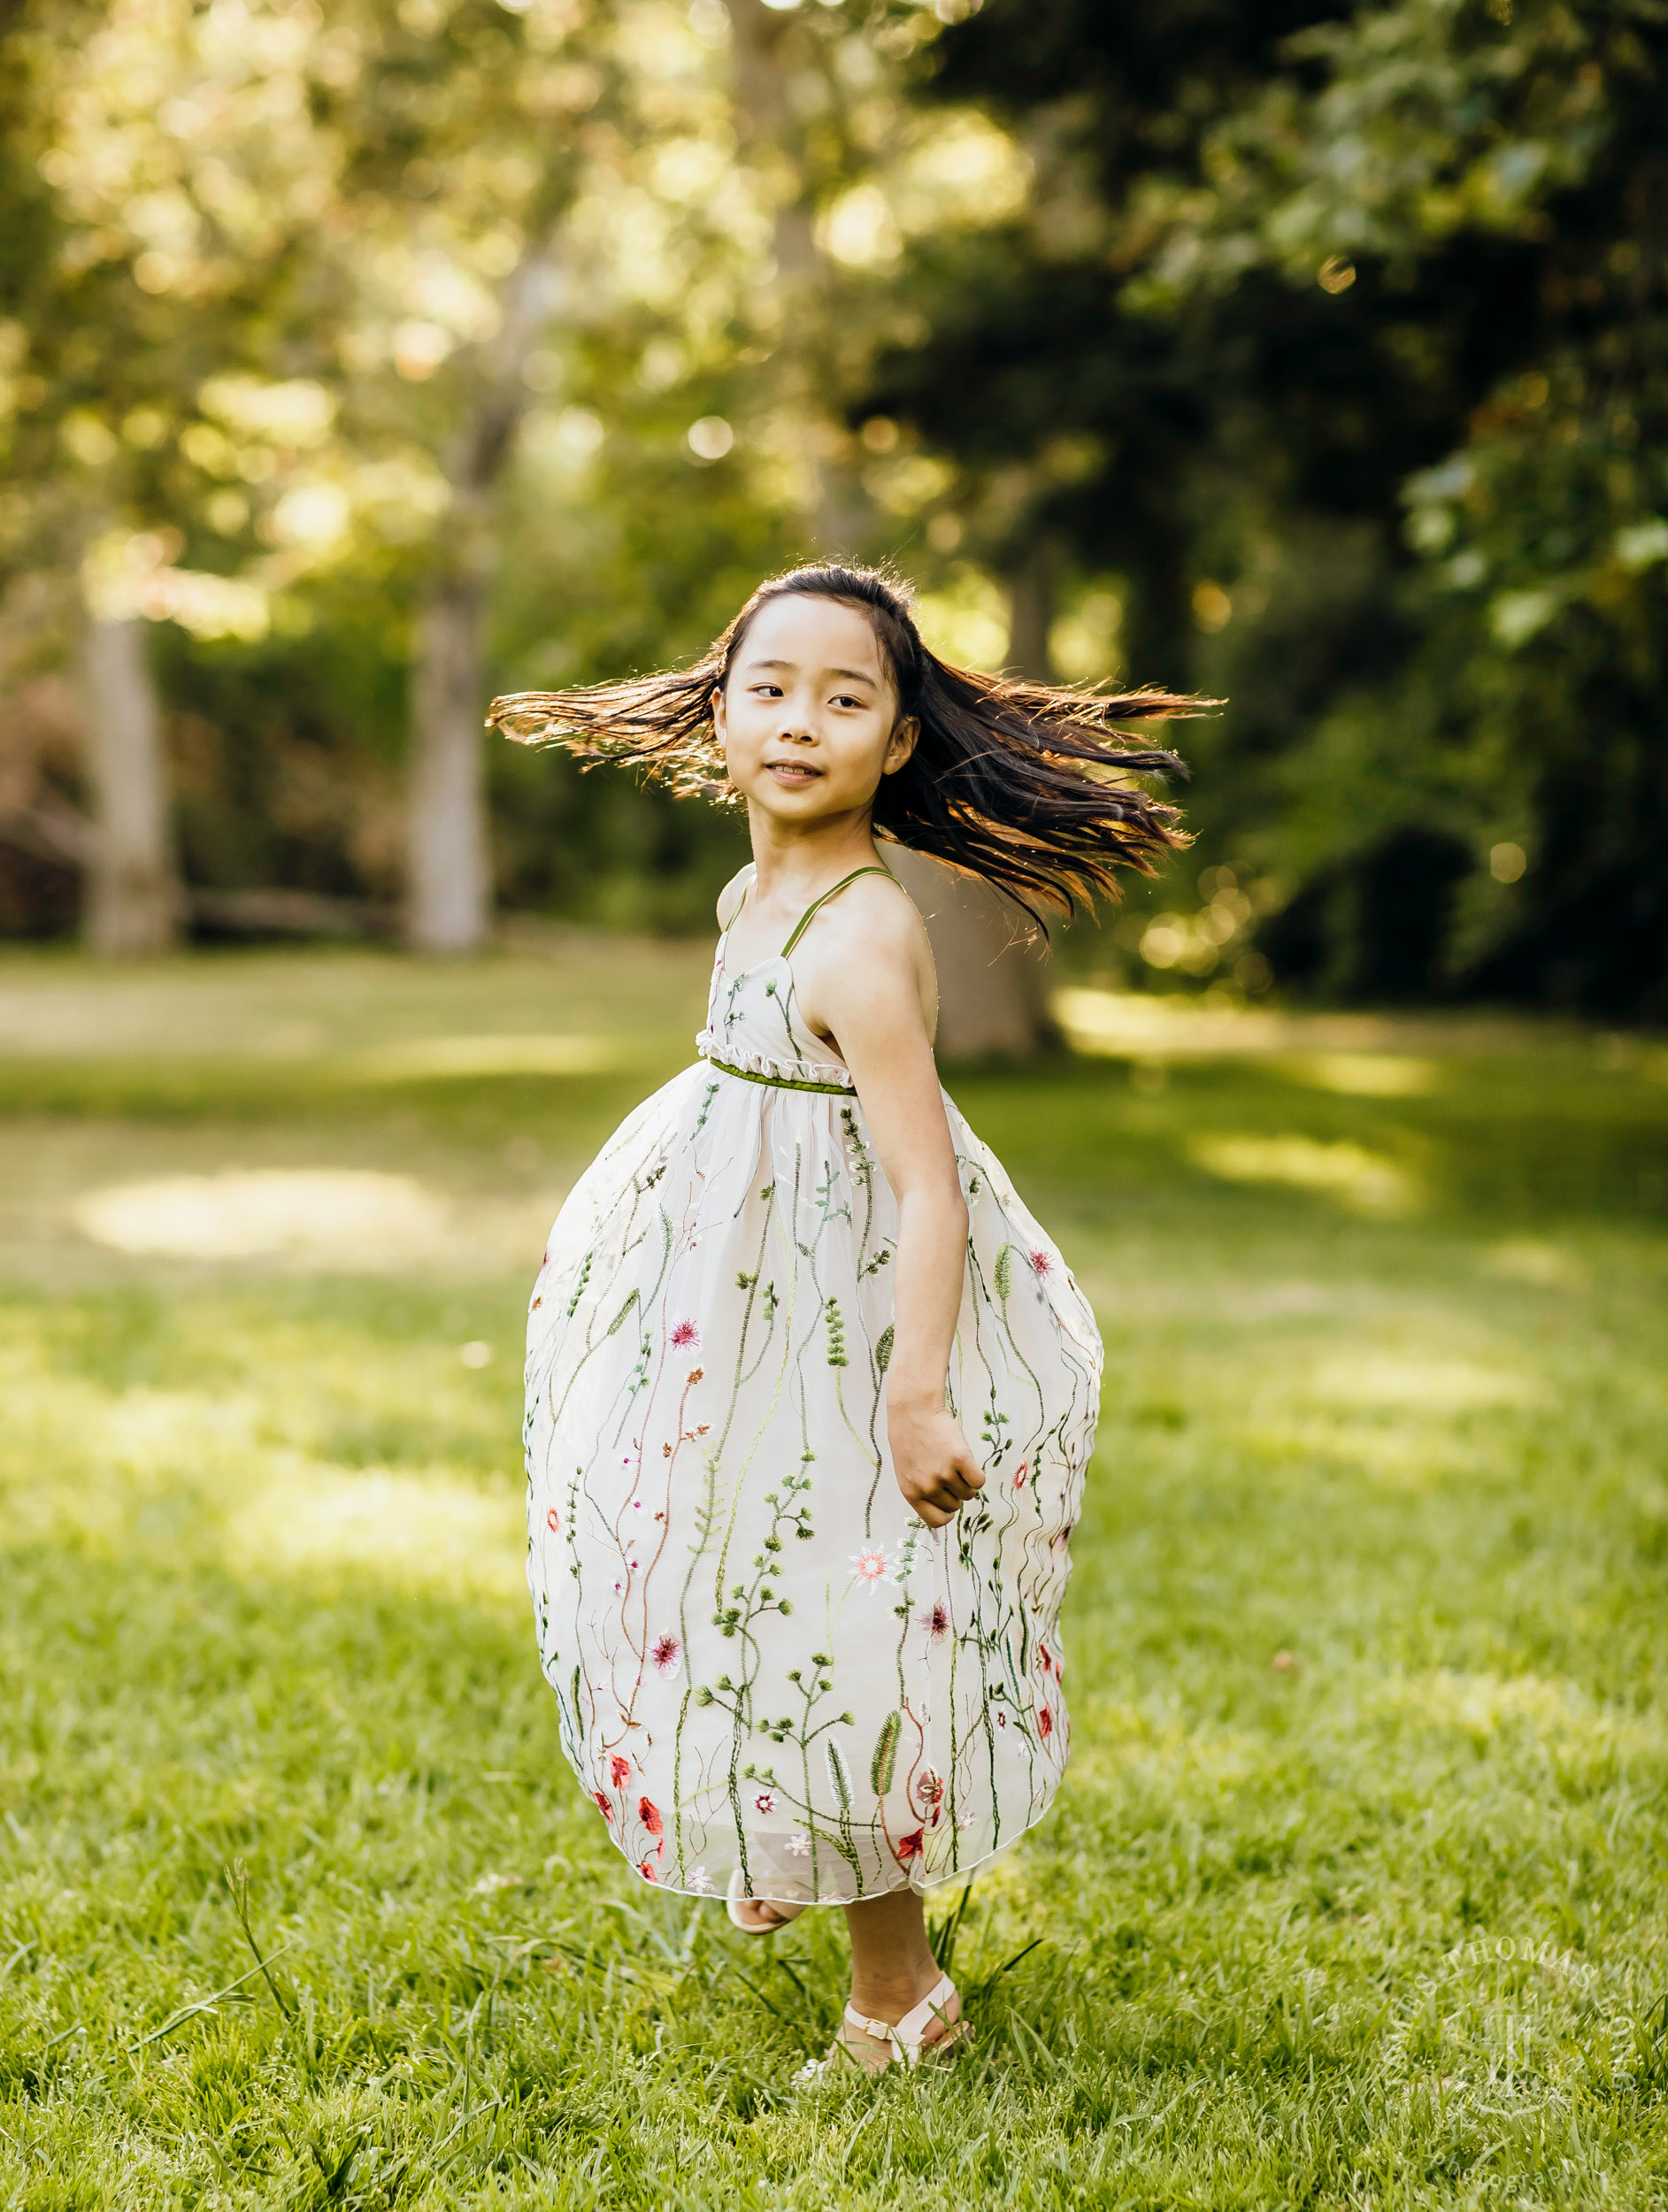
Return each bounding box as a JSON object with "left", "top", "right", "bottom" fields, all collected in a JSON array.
[{"left": 488, "top": 562, "right": 1204, "bottom": 923}]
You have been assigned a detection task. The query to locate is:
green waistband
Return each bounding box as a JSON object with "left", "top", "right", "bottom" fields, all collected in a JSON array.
[{"left": 706, "top": 1053, "right": 856, "bottom": 1098}]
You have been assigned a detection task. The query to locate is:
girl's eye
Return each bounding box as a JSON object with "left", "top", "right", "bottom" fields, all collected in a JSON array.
[
  {"left": 833, "top": 693, "right": 865, "bottom": 710},
  {"left": 751, "top": 684, "right": 782, "bottom": 698}
]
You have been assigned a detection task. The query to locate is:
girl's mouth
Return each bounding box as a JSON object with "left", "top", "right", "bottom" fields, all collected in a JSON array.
[{"left": 767, "top": 762, "right": 820, "bottom": 783}]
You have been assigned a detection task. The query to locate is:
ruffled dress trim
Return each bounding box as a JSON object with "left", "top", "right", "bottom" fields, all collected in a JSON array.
[{"left": 695, "top": 1027, "right": 856, "bottom": 1094}]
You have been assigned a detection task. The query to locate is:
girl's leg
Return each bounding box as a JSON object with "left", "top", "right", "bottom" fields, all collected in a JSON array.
[{"left": 837, "top": 1888, "right": 962, "bottom": 2067}]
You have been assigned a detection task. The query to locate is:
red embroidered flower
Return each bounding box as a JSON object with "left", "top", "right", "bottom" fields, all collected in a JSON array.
[
  {"left": 638, "top": 1796, "right": 663, "bottom": 1836},
  {"left": 669, "top": 1318, "right": 701, "bottom": 1351},
  {"left": 1038, "top": 1707, "right": 1053, "bottom": 1740},
  {"left": 1038, "top": 1643, "right": 1051, "bottom": 1674},
  {"left": 650, "top": 1633, "right": 681, "bottom": 1679},
  {"left": 593, "top": 1792, "right": 612, "bottom": 1821},
  {"left": 640, "top": 1859, "right": 658, "bottom": 1883},
  {"left": 610, "top": 1755, "right": 632, "bottom": 1788},
  {"left": 895, "top": 1829, "right": 924, "bottom": 1862},
  {"left": 921, "top": 1601, "right": 950, "bottom": 1640},
  {"left": 546, "top": 1507, "right": 560, "bottom": 1532},
  {"left": 1028, "top": 1248, "right": 1053, "bottom": 1279}
]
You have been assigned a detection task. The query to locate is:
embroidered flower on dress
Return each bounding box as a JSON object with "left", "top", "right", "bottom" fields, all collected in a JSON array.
[
  {"left": 669, "top": 1318, "right": 701, "bottom": 1350},
  {"left": 921, "top": 1601, "right": 950, "bottom": 1640},
  {"left": 651, "top": 1633, "right": 681, "bottom": 1679},
  {"left": 640, "top": 1859, "right": 659, "bottom": 1884},
  {"left": 785, "top": 1831, "right": 811, "bottom": 1857},
  {"left": 754, "top": 1789, "right": 776, "bottom": 1813},
  {"left": 1038, "top": 1707, "right": 1053, "bottom": 1740},
  {"left": 546, "top": 1507, "right": 560, "bottom": 1532},
  {"left": 851, "top": 1545, "right": 891, "bottom": 1588},
  {"left": 639, "top": 1796, "right": 664, "bottom": 1834},
  {"left": 688, "top": 1867, "right": 714, "bottom": 1893},
  {"left": 594, "top": 1792, "right": 613, "bottom": 1820},
  {"left": 610, "top": 1755, "right": 632, "bottom": 1788},
  {"left": 1028, "top": 1248, "right": 1053, "bottom": 1279},
  {"left": 895, "top": 1828, "right": 924, "bottom": 1863},
  {"left": 1014, "top": 1463, "right": 1029, "bottom": 1490}
]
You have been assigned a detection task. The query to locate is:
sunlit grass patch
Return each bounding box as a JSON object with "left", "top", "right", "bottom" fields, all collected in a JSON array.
[
  {"left": 1, "top": 949, "right": 1666, "bottom": 2205},
  {"left": 1186, "top": 1131, "right": 1423, "bottom": 1215}
]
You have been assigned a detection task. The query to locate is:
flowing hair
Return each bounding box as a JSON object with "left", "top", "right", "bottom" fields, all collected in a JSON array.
[{"left": 487, "top": 562, "right": 1204, "bottom": 924}]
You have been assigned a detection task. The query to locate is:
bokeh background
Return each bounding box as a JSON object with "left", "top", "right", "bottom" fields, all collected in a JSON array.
[
  {"left": 3, "top": 0, "right": 1665, "bottom": 1001},
  {"left": 3, "top": 3, "right": 1668, "bottom": 2206}
]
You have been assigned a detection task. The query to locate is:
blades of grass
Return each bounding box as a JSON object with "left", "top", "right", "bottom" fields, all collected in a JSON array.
[
  {"left": 967, "top": 1936, "right": 1045, "bottom": 2005},
  {"left": 223, "top": 1859, "right": 296, "bottom": 2023},
  {"left": 134, "top": 1942, "right": 296, "bottom": 2047}
]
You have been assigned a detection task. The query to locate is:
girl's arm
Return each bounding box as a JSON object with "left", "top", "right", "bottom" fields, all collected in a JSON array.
[{"left": 797, "top": 901, "right": 986, "bottom": 1530}]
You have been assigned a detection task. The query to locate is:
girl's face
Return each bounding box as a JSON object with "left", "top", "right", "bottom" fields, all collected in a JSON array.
[{"left": 712, "top": 593, "right": 918, "bottom": 828}]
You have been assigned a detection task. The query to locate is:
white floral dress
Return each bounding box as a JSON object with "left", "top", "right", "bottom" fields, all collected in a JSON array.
[{"left": 524, "top": 869, "right": 1103, "bottom": 1903}]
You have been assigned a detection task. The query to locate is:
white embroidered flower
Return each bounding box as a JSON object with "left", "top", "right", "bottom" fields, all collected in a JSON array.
[
  {"left": 688, "top": 1867, "right": 714, "bottom": 1894},
  {"left": 784, "top": 1830, "right": 811, "bottom": 1857}
]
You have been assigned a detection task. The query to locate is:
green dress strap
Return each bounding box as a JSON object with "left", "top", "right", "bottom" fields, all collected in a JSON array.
[{"left": 780, "top": 865, "right": 894, "bottom": 958}]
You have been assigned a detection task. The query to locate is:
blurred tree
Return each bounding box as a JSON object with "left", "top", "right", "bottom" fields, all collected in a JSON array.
[{"left": 859, "top": 0, "right": 1668, "bottom": 1016}]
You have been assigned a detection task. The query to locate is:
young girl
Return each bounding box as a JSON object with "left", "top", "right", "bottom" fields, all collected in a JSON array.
[{"left": 489, "top": 565, "right": 1188, "bottom": 2077}]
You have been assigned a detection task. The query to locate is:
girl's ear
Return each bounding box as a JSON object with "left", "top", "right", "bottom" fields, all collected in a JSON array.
[
  {"left": 882, "top": 715, "right": 920, "bottom": 775},
  {"left": 711, "top": 684, "right": 728, "bottom": 741}
]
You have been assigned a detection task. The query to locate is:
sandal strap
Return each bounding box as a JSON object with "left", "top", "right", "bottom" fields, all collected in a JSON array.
[{"left": 842, "top": 1974, "right": 957, "bottom": 2064}]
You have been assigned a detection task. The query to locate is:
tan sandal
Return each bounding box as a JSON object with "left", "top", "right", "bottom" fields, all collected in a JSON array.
[
  {"left": 795, "top": 1972, "right": 969, "bottom": 2080},
  {"left": 726, "top": 1866, "right": 806, "bottom": 1933}
]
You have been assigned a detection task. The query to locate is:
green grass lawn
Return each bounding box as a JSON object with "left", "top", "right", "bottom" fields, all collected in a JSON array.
[{"left": 2, "top": 944, "right": 1665, "bottom": 2208}]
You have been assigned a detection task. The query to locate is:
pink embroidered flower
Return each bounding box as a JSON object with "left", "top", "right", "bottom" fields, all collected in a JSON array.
[
  {"left": 1038, "top": 1707, "right": 1053, "bottom": 1740},
  {"left": 921, "top": 1601, "right": 950, "bottom": 1640},
  {"left": 917, "top": 1769, "right": 944, "bottom": 1807},
  {"left": 895, "top": 1828, "right": 924, "bottom": 1863},
  {"left": 785, "top": 1831, "right": 811, "bottom": 1857},
  {"left": 639, "top": 1797, "right": 664, "bottom": 1835},
  {"left": 755, "top": 1789, "right": 776, "bottom": 1814},
  {"left": 851, "top": 1545, "right": 891, "bottom": 1588},
  {"left": 593, "top": 1792, "right": 612, "bottom": 1821},
  {"left": 669, "top": 1318, "right": 701, "bottom": 1351},
  {"left": 688, "top": 1867, "right": 714, "bottom": 1894},
  {"left": 546, "top": 1507, "right": 560, "bottom": 1532},
  {"left": 1028, "top": 1248, "right": 1053, "bottom": 1279},
  {"left": 651, "top": 1633, "right": 681, "bottom": 1679},
  {"left": 610, "top": 1755, "right": 632, "bottom": 1788}
]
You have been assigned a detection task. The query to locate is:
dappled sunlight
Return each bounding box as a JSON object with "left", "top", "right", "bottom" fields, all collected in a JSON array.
[
  {"left": 225, "top": 1463, "right": 522, "bottom": 1599},
  {"left": 1370, "top": 1671, "right": 1661, "bottom": 1761},
  {"left": 1306, "top": 1350, "right": 1546, "bottom": 1413},
  {"left": 1186, "top": 1133, "right": 1422, "bottom": 1216},
  {"left": 72, "top": 1169, "right": 449, "bottom": 1264},
  {"left": 341, "top": 1033, "right": 632, "bottom": 1082},
  {"left": 1272, "top": 1054, "right": 1440, "bottom": 1098},
  {"left": 1484, "top": 1239, "right": 1592, "bottom": 1287}
]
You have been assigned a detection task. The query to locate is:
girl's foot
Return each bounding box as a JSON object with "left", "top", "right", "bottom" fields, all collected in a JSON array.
[
  {"left": 726, "top": 1867, "right": 806, "bottom": 1934},
  {"left": 796, "top": 1971, "right": 969, "bottom": 2080}
]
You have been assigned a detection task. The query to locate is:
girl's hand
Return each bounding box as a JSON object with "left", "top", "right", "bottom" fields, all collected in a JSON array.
[{"left": 888, "top": 1399, "right": 986, "bottom": 1528}]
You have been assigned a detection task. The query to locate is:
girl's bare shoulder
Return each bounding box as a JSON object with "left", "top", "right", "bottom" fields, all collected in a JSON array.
[
  {"left": 714, "top": 864, "right": 756, "bottom": 932},
  {"left": 797, "top": 867, "right": 934, "bottom": 1002}
]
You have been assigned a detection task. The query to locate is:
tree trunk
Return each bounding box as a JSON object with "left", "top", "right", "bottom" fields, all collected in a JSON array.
[
  {"left": 1003, "top": 538, "right": 1057, "bottom": 681},
  {"left": 884, "top": 539, "right": 1059, "bottom": 1059},
  {"left": 404, "top": 249, "right": 561, "bottom": 952},
  {"left": 885, "top": 846, "right": 1058, "bottom": 1061},
  {"left": 81, "top": 612, "right": 181, "bottom": 956},
  {"left": 408, "top": 568, "right": 491, "bottom": 952}
]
